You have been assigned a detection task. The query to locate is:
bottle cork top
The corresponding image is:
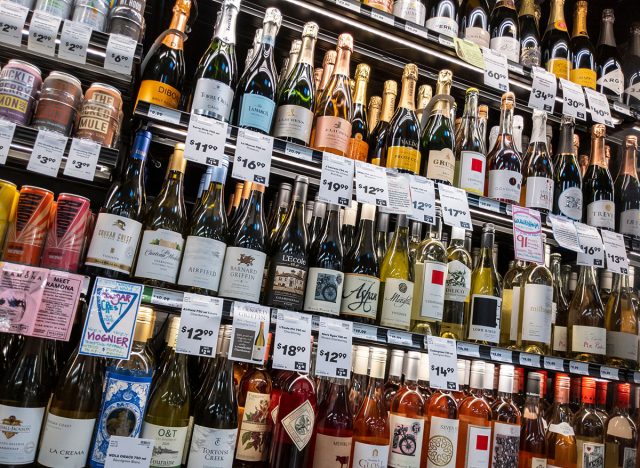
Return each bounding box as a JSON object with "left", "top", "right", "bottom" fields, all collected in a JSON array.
[
  {"left": 302, "top": 21, "right": 319, "bottom": 38},
  {"left": 501, "top": 92, "right": 516, "bottom": 109},
  {"left": 369, "top": 96, "right": 382, "bottom": 108},
  {"left": 355, "top": 63, "right": 371, "bottom": 81},
  {"left": 591, "top": 123, "right": 606, "bottom": 138},
  {"left": 403, "top": 63, "right": 419, "bottom": 80},
  {"left": 478, "top": 104, "right": 488, "bottom": 118},
  {"left": 384, "top": 80, "right": 398, "bottom": 95},
  {"left": 626, "top": 135, "right": 638, "bottom": 147},
  {"left": 323, "top": 50, "right": 337, "bottom": 66},
  {"left": 264, "top": 7, "right": 282, "bottom": 28},
  {"left": 337, "top": 33, "right": 354, "bottom": 51},
  {"left": 437, "top": 69, "right": 453, "bottom": 86}
]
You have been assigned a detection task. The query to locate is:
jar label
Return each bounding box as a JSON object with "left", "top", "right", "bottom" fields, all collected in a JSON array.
[{"left": 84, "top": 213, "right": 142, "bottom": 274}]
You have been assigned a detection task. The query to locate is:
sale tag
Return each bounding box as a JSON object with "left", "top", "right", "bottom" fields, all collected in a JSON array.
[
  {"left": 528, "top": 66, "right": 557, "bottom": 113},
  {"left": 427, "top": 335, "right": 459, "bottom": 391},
  {"left": 27, "top": 130, "right": 67, "bottom": 177},
  {"left": 490, "top": 348, "right": 512, "bottom": 363},
  {"left": 0, "top": 120, "right": 16, "bottom": 165},
  {"left": 601, "top": 230, "right": 629, "bottom": 274},
  {"left": 456, "top": 341, "right": 480, "bottom": 358},
  {"left": 482, "top": 47, "right": 509, "bottom": 92},
  {"left": 584, "top": 88, "right": 614, "bottom": 127},
  {"left": 63, "top": 138, "right": 100, "bottom": 181},
  {"left": 105, "top": 436, "right": 153, "bottom": 467},
  {"left": 408, "top": 175, "right": 436, "bottom": 224},
  {"left": 315, "top": 316, "right": 352, "bottom": 379},
  {"left": 385, "top": 171, "right": 412, "bottom": 215},
  {"left": 272, "top": 310, "right": 312, "bottom": 372},
  {"left": 232, "top": 129, "right": 272, "bottom": 185},
  {"left": 544, "top": 356, "right": 564, "bottom": 371},
  {"left": 104, "top": 33, "right": 137, "bottom": 75},
  {"left": 0, "top": 2, "right": 28, "bottom": 46},
  {"left": 569, "top": 360, "right": 589, "bottom": 376},
  {"left": 184, "top": 114, "right": 228, "bottom": 166},
  {"left": 354, "top": 160, "right": 389, "bottom": 207},
  {"left": 176, "top": 293, "right": 222, "bottom": 357},
  {"left": 438, "top": 184, "right": 472, "bottom": 230},
  {"left": 318, "top": 152, "right": 354, "bottom": 207},
  {"left": 600, "top": 366, "right": 619, "bottom": 381},
  {"left": 548, "top": 214, "right": 582, "bottom": 252},
  {"left": 560, "top": 79, "right": 587, "bottom": 121},
  {"left": 229, "top": 302, "right": 270, "bottom": 364},
  {"left": 575, "top": 223, "right": 605, "bottom": 267},
  {"left": 511, "top": 206, "right": 544, "bottom": 264},
  {"left": 519, "top": 352, "right": 541, "bottom": 368},
  {"left": 27, "top": 11, "right": 60, "bottom": 56},
  {"left": 58, "top": 20, "right": 91, "bottom": 63}
]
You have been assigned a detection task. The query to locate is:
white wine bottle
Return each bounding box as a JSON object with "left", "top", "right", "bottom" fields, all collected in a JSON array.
[
  {"left": 517, "top": 255, "right": 554, "bottom": 354},
  {"left": 441, "top": 227, "right": 472, "bottom": 340}
]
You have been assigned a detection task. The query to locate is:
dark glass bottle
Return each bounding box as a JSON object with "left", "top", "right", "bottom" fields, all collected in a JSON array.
[
  {"left": 489, "top": 0, "right": 520, "bottom": 63},
  {"left": 541, "top": 0, "right": 571, "bottom": 80},
  {"left": 570, "top": 0, "right": 597, "bottom": 90},
  {"left": 596, "top": 9, "right": 624, "bottom": 100},
  {"left": 553, "top": 116, "right": 583, "bottom": 221},
  {"left": 623, "top": 23, "right": 640, "bottom": 107},
  {"left": 426, "top": 0, "right": 459, "bottom": 37},
  {"left": 459, "top": 0, "right": 490, "bottom": 48},
  {"left": 368, "top": 80, "right": 397, "bottom": 166},
  {"left": 583, "top": 124, "right": 615, "bottom": 231},
  {"left": 518, "top": 0, "right": 540, "bottom": 67},
  {"left": 615, "top": 135, "right": 640, "bottom": 238}
]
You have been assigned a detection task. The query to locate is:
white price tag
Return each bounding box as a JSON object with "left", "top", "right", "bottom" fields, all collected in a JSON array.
[
  {"left": 528, "top": 66, "right": 557, "bottom": 113},
  {"left": 0, "top": 2, "right": 28, "bottom": 46},
  {"left": 427, "top": 336, "right": 459, "bottom": 391},
  {"left": 409, "top": 175, "right": 436, "bottom": 224},
  {"left": 585, "top": 88, "right": 614, "bottom": 127},
  {"left": 335, "top": 0, "right": 360, "bottom": 12},
  {"left": 544, "top": 356, "right": 564, "bottom": 371},
  {"left": 352, "top": 323, "right": 379, "bottom": 342},
  {"left": 284, "top": 142, "right": 313, "bottom": 161},
  {"left": 104, "top": 33, "right": 136, "bottom": 75},
  {"left": 519, "top": 352, "right": 541, "bottom": 368},
  {"left": 438, "top": 184, "right": 472, "bottom": 230},
  {"left": 482, "top": 47, "right": 509, "bottom": 92},
  {"left": 490, "top": 348, "right": 512, "bottom": 363},
  {"left": 354, "top": 160, "right": 389, "bottom": 207},
  {"left": 63, "top": 138, "right": 100, "bottom": 181},
  {"left": 387, "top": 329, "right": 414, "bottom": 347},
  {"left": 272, "top": 310, "right": 312, "bottom": 372},
  {"left": 511, "top": 206, "right": 544, "bottom": 264},
  {"left": 600, "top": 366, "right": 619, "bottom": 381},
  {"left": 58, "top": 20, "right": 91, "bottom": 63},
  {"left": 176, "top": 293, "right": 222, "bottom": 357},
  {"left": 318, "top": 152, "right": 354, "bottom": 207},
  {"left": 601, "top": 230, "right": 629, "bottom": 274},
  {"left": 147, "top": 104, "right": 182, "bottom": 124},
  {"left": 105, "top": 436, "right": 153, "bottom": 467},
  {"left": 27, "top": 11, "right": 60, "bottom": 56},
  {"left": 369, "top": 8, "right": 394, "bottom": 25},
  {"left": 479, "top": 197, "right": 501, "bottom": 213},
  {"left": 569, "top": 360, "right": 589, "bottom": 376},
  {"left": 456, "top": 341, "right": 480, "bottom": 358},
  {"left": 0, "top": 120, "right": 16, "bottom": 164},
  {"left": 385, "top": 171, "right": 412, "bottom": 215},
  {"left": 150, "top": 288, "right": 183, "bottom": 308},
  {"left": 229, "top": 302, "right": 271, "bottom": 364},
  {"left": 404, "top": 22, "right": 428, "bottom": 38},
  {"left": 315, "top": 316, "right": 352, "bottom": 379},
  {"left": 184, "top": 114, "right": 228, "bottom": 166},
  {"left": 575, "top": 223, "right": 605, "bottom": 267},
  {"left": 560, "top": 79, "right": 587, "bottom": 121},
  {"left": 548, "top": 214, "right": 582, "bottom": 252},
  {"left": 232, "top": 128, "right": 273, "bottom": 185},
  {"left": 27, "top": 130, "right": 67, "bottom": 177}
]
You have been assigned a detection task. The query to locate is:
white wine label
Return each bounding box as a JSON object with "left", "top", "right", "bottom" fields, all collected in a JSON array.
[
  {"left": 525, "top": 177, "right": 554, "bottom": 212},
  {"left": 37, "top": 413, "right": 95, "bottom": 467},
  {"left": 596, "top": 69, "right": 624, "bottom": 97},
  {"left": 393, "top": 0, "right": 426, "bottom": 24},
  {"left": 521, "top": 283, "right": 553, "bottom": 345},
  {"left": 557, "top": 186, "right": 583, "bottom": 221},
  {"left": 586, "top": 200, "right": 615, "bottom": 230},
  {"left": 578, "top": 441, "right": 603, "bottom": 468},
  {"left": 217, "top": 247, "right": 267, "bottom": 302},
  {"left": 421, "top": 262, "right": 447, "bottom": 320},
  {"left": 134, "top": 229, "right": 185, "bottom": 283},
  {"left": 623, "top": 447, "right": 637, "bottom": 467},
  {"left": 489, "top": 36, "right": 519, "bottom": 63},
  {"left": 352, "top": 441, "right": 390, "bottom": 467},
  {"left": 464, "top": 424, "right": 491, "bottom": 468},
  {"left": 426, "top": 148, "right": 455, "bottom": 184},
  {"left": 380, "top": 278, "right": 414, "bottom": 330},
  {"left": 188, "top": 425, "right": 237, "bottom": 468},
  {"left": 459, "top": 151, "right": 486, "bottom": 195},
  {"left": 427, "top": 416, "right": 459, "bottom": 468},
  {"left": 280, "top": 400, "right": 315, "bottom": 452},
  {"left": 490, "top": 422, "right": 520, "bottom": 468},
  {"left": 340, "top": 273, "right": 380, "bottom": 319},
  {"left": 426, "top": 15, "right": 458, "bottom": 37},
  {"left": 312, "top": 433, "right": 353, "bottom": 468},
  {"left": 463, "top": 27, "right": 490, "bottom": 48},
  {"left": 620, "top": 209, "right": 640, "bottom": 237},
  {"left": 236, "top": 392, "right": 270, "bottom": 462},
  {"left": 552, "top": 325, "right": 567, "bottom": 353},
  {"left": 571, "top": 325, "right": 606, "bottom": 356},
  {"left": 468, "top": 294, "right": 501, "bottom": 344},
  {"left": 549, "top": 422, "right": 575, "bottom": 437},
  {"left": 606, "top": 330, "right": 639, "bottom": 362},
  {"left": 142, "top": 421, "right": 188, "bottom": 468},
  {"left": 0, "top": 405, "right": 45, "bottom": 464},
  {"left": 388, "top": 413, "right": 425, "bottom": 468},
  {"left": 273, "top": 104, "right": 314, "bottom": 145},
  {"left": 507, "top": 286, "right": 520, "bottom": 342},
  {"left": 191, "top": 78, "right": 234, "bottom": 122},
  {"left": 531, "top": 457, "right": 547, "bottom": 468},
  {"left": 238, "top": 93, "right": 276, "bottom": 134},
  {"left": 445, "top": 260, "right": 471, "bottom": 303},
  {"left": 177, "top": 236, "right": 226, "bottom": 291},
  {"left": 266, "top": 251, "right": 308, "bottom": 310},
  {"left": 487, "top": 169, "right": 522, "bottom": 204},
  {"left": 85, "top": 213, "right": 142, "bottom": 274},
  {"left": 303, "top": 267, "right": 344, "bottom": 316}
]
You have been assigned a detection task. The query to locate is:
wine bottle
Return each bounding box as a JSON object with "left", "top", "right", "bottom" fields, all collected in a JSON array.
[
  {"left": 441, "top": 227, "right": 472, "bottom": 340},
  {"left": 489, "top": 364, "right": 522, "bottom": 467},
  {"left": 367, "top": 95, "right": 382, "bottom": 134},
  {"left": 135, "top": 0, "right": 189, "bottom": 109},
  {"left": 583, "top": 124, "right": 615, "bottom": 231},
  {"left": 459, "top": 0, "right": 490, "bottom": 48},
  {"left": 273, "top": 22, "right": 319, "bottom": 146},
  {"left": 550, "top": 253, "right": 570, "bottom": 356},
  {"left": 596, "top": 9, "right": 625, "bottom": 100},
  {"left": 421, "top": 69, "right": 456, "bottom": 184},
  {"left": 545, "top": 374, "right": 578, "bottom": 466},
  {"left": 425, "top": 388, "right": 459, "bottom": 468},
  {"left": 277, "top": 40, "right": 301, "bottom": 93},
  {"left": 489, "top": 0, "right": 520, "bottom": 63},
  {"left": 573, "top": 377, "right": 605, "bottom": 468},
  {"left": 84, "top": 130, "right": 151, "bottom": 279},
  {"left": 477, "top": 104, "right": 488, "bottom": 151},
  {"left": 624, "top": 23, "right": 640, "bottom": 107},
  {"left": 346, "top": 63, "right": 371, "bottom": 162},
  {"left": 615, "top": 135, "right": 640, "bottom": 238},
  {"left": 595, "top": 380, "right": 609, "bottom": 425},
  {"left": 605, "top": 384, "right": 638, "bottom": 468},
  {"left": 518, "top": 372, "right": 546, "bottom": 468},
  {"left": 516, "top": 259, "right": 553, "bottom": 355},
  {"left": 242, "top": 28, "right": 262, "bottom": 75},
  {"left": 393, "top": 0, "right": 427, "bottom": 25},
  {"left": 234, "top": 7, "right": 282, "bottom": 134},
  {"left": 315, "top": 51, "right": 337, "bottom": 110},
  {"left": 500, "top": 260, "right": 524, "bottom": 349},
  {"left": 605, "top": 272, "right": 639, "bottom": 369},
  {"left": 375, "top": 212, "right": 390, "bottom": 265},
  {"left": 553, "top": 116, "right": 583, "bottom": 221},
  {"left": 541, "top": 0, "right": 571, "bottom": 80},
  {"left": 386, "top": 63, "right": 421, "bottom": 174},
  {"left": 341, "top": 201, "right": 357, "bottom": 254},
  {"left": 426, "top": 0, "right": 459, "bottom": 37},
  {"left": 416, "top": 84, "right": 432, "bottom": 127},
  {"left": 568, "top": 265, "right": 606, "bottom": 363},
  {"left": 455, "top": 88, "right": 485, "bottom": 195},
  {"left": 408, "top": 221, "right": 423, "bottom": 264},
  {"left": 268, "top": 182, "right": 292, "bottom": 245},
  {"left": 452, "top": 360, "right": 469, "bottom": 406},
  {"left": 190, "top": 0, "right": 240, "bottom": 121},
  {"left": 368, "top": 80, "right": 398, "bottom": 166},
  {"left": 349, "top": 345, "right": 370, "bottom": 415},
  {"left": 570, "top": 0, "right": 597, "bottom": 89},
  {"left": 518, "top": 0, "right": 541, "bottom": 67},
  {"left": 521, "top": 110, "right": 554, "bottom": 213}
]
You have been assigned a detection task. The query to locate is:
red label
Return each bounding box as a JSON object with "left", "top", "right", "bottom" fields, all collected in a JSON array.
[
  {"left": 431, "top": 269, "right": 445, "bottom": 285},
  {"left": 476, "top": 434, "right": 489, "bottom": 450},
  {"left": 471, "top": 158, "right": 483, "bottom": 172}
]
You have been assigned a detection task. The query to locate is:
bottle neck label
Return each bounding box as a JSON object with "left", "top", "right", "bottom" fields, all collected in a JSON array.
[{"left": 215, "top": 8, "right": 237, "bottom": 44}]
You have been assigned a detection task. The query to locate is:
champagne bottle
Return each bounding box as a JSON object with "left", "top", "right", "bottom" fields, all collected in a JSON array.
[
  {"left": 315, "top": 50, "right": 336, "bottom": 110},
  {"left": 393, "top": 0, "right": 427, "bottom": 25},
  {"left": 570, "top": 1, "right": 597, "bottom": 89},
  {"left": 541, "top": 0, "right": 571, "bottom": 80},
  {"left": 367, "top": 95, "right": 382, "bottom": 134},
  {"left": 521, "top": 110, "right": 554, "bottom": 213},
  {"left": 243, "top": 28, "right": 262, "bottom": 75},
  {"left": 605, "top": 272, "right": 639, "bottom": 369},
  {"left": 459, "top": 0, "right": 490, "bottom": 48},
  {"left": 489, "top": 0, "right": 520, "bottom": 63},
  {"left": 277, "top": 40, "right": 301, "bottom": 93},
  {"left": 348, "top": 63, "right": 371, "bottom": 162},
  {"left": 550, "top": 253, "right": 570, "bottom": 356},
  {"left": 134, "top": 144, "right": 187, "bottom": 287},
  {"left": 517, "top": 257, "right": 553, "bottom": 354},
  {"left": 441, "top": 227, "right": 472, "bottom": 340},
  {"left": 624, "top": 23, "right": 640, "bottom": 107},
  {"left": 568, "top": 266, "right": 606, "bottom": 363},
  {"left": 583, "top": 124, "right": 615, "bottom": 231},
  {"left": 596, "top": 9, "right": 624, "bottom": 100},
  {"left": 553, "top": 116, "right": 583, "bottom": 221},
  {"left": 455, "top": 87, "right": 485, "bottom": 195},
  {"left": 615, "top": 135, "right": 640, "bottom": 238},
  {"left": 368, "top": 80, "right": 398, "bottom": 166},
  {"left": 426, "top": 0, "right": 459, "bottom": 37},
  {"left": 518, "top": 0, "right": 541, "bottom": 67}
]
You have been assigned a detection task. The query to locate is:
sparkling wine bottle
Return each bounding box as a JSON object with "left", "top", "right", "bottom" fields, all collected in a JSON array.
[
  {"left": 348, "top": 63, "right": 371, "bottom": 161},
  {"left": 568, "top": 266, "right": 606, "bottom": 363},
  {"left": 521, "top": 110, "right": 554, "bottom": 213},
  {"left": 583, "top": 124, "right": 615, "bottom": 231},
  {"left": 368, "top": 80, "right": 398, "bottom": 166},
  {"left": 541, "top": 0, "right": 571, "bottom": 80},
  {"left": 553, "top": 116, "right": 583, "bottom": 221},
  {"left": 570, "top": 0, "right": 597, "bottom": 89},
  {"left": 615, "top": 135, "right": 640, "bottom": 238}
]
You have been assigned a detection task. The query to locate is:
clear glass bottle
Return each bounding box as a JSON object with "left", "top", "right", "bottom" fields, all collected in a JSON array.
[
  {"left": 517, "top": 257, "right": 554, "bottom": 355},
  {"left": 455, "top": 88, "right": 485, "bottom": 195},
  {"left": 551, "top": 253, "right": 570, "bottom": 357},
  {"left": 545, "top": 374, "right": 578, "bottom": 467},
  {"left": 521, "top": 110, "right": 554, "bottom": 214},
  {"left": 605, "top": 384, "right": 638, "bottom": 468},
  {"left": 605, "top": 272, "right": 639, "bottom": 369},
  {"left": 489, "top": 364, "right": 522, "bottom": 467},
  {"left": 518, "top": 372, "right": 546, "bottom": 468},
  {"left": 500, "top": 259, "right": 527, "bottom": 349},
  {"left": 441, "top": 227, "right": 472, "bottom": 340},
  {"left": 574, "top": 377, "right": 605, "bottom": 468},
  {"left": 568, "top": 266, "right": 606, "bottom": 363}
]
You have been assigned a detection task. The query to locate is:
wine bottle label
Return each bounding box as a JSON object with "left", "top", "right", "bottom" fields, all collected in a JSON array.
[
  {"left": 273, "top": 104, "right": 314, "bottom": 145},
  {"left": 521, "top": 283, "right": 553, "bottom": 345},
  {"left": 620, "top": 209, "right": 640, "bottom": 237},
  {"left": 235, "top": 392, "right": 270, "bottom": 462},
  {"left": 549, "top": 422, "right": 575, "bottom": 437},
  {"left": 426, "top": 148, "right": 455, "bottom": 184},
  {"left": 463, "top": 27, "right": 490, "bottom": 48},
  {"left": 177, "top": 236, "right": 226, "bottom": 291},
  {"left": 217, "top": 247, "right": 267, "bottom": 303},
  {"left": 524, "top": 176, "right": 554, "bottom": 212},
  {"left": 312, "top": 433, "right": 353, "bottom": 468},
  {"left": 137, "top": 80, "right": 181, "bottom": 109},
  {"left": 520, "top": 45, "right": 541, "bottom": 68},
  {"left": 388, "top": 413, "right": 425, "bottom": 468},
  {"left": 348, "top": 136, "right": 370, "bottom": 162},
  {"left": 606, "top": 330, "right": 639, "bottom": 362},
  {"left": 625, "top": 83, "right": 640, "bottom": 102},
  {"left": 280, "top": 400, "right": 315, "bottom": 451},
  {"left": 134, "top": 228, "right": 185, "bottom": 283},
  {"left": 468, "top": 294, "right": 501, "bottom": 344},
  {"left": 352, "top": 441, "right": 390, "bottom": 467},
  {"left": 586, "top": 200, "right": 615, "bottom": 230},
  {"left": 380, "top": 278, "right": 414, "bottom": 330},
  {"left": 507, "top": 286, "right": 520, "bottom": 342},
  {"left": 487, "top": 169, "right": 522, "bottom": 204},
  {"left": 531, "top": 457, "right": 547, "bottom": 468},
  {"left": 0, "top": 405, "right": 45, "bottom": 465},
  {"left": 188, "top": 425, "right": 237, "bottom": 468},
  {"left": 313, "top": 116, "right": 352, "bottom": 155},
  {"left": 597, "top": 68, "right": 624, "bottom": 96},
  {"left": 266, "top": 253, "right": 308, "bottom": 310},
  {"left": 444, "top": 260, "right": 471, "bottom": 303},
  {"left": 340, "top": 273, "right": 380, "bottom": 319},
  {"left": 577, "top": 441, "right": 603, "bottom": 468},
  {"left": 557, "top": 186, "right": 583, "bottom": 221},
  {"left": 426, "top": 416, "right": 458, "bottom": 468},
  {"left": 191, "top": 78, "right": 235, "bottom": 122},
  {"left": 490, "top": 422, "right": 520, "bottom": 468},
  {"left": 571, "top": 325, "right": 606, "bottom": 356},
  {"left": 426, "top": 15, "right": 458, "bottom": 37},
  {"left": 552, "top": 325, "right": 567, "bottom": 353},
  {"left": 84, "top": 213, "right": 142, "bottom": 274},
  {"left": 420, "top": 261, "right": 447, "bottom": 320},
  {"left": 37, "top": 413, "right": 96, "bottom": 468},
  {"left": 364, "top": 0, "right": 393, "bottom": 12},
  {"left": 387, "top": 146, "right": 421, "bottom": 174},
  {"left": 141, "top": 421, "right": 188, "bottom": 468},
  {"left": 238, "top": 93, "right": 276, "bottom": 134},
  {"left": 303, "top": 267, "right": 344, "bottom": 316},
  {"left": 459, "top": 151, "right": 486, "bottom": 195},
  {"left": 392, "top": 0, "right": 426, "bottom": 24},
  {"left": 489, "top": 36, "right": 520, "bottom": 63},
  {"left": 571, "top": 68, "right": 597, "bottom": 89},
  {"left": 623, "top": 448, "right": 637, "bottom": 467},
  {"left": 547, "top": 58, "right": 570, "bottom": 80},
  {"left": 464, "top": 424, "right": 491, "bottom": 468}
]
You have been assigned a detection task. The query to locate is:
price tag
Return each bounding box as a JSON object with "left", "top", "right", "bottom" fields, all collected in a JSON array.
[
  {"left": 548, "top": 214, "right": 582, "bottom": 252},
  {"left": 104, "top": 33, "right": 137, "bottom": 75},
  {"left": 229, "top": 302, "right": 271, "bottom": 364},
  {"left": 427, "top": 336, "right": 459, "bottom": 391},
  {"left": 272, "top": 310, "right": 312, "bottom": 372},
  {"left": 352, "top": 323, "right": 380, "bottom": 342},
  {"left": 150, "top": 287, "right": 183, "bottom": 308},
  {"left": 408, "top": 175, "right": 436, "bottom": 224},
  {"left": 27, "top": 130, "right": 67, "bottom": 177},
  {"left": 58, "top": 20, "right": 91, "bottom": 63},
  {"left": 176, "top": 293, "right": 222, "bottom": 357},
  {"left": 315, "top": 316, "right": 353, "bottom": 379},
  {"left": 478, "top": 197, "right": 501, "bottom": 213},
  {"left": 456, "top": 341, "right": 480, "bottom": 358},
  {"left": 634, "top": 372, "right": 640, "bottom": 384},
  {"left": 318, "top": 152, "right": 354, "bottom": 207},
  {"left": 569, "top": 360, "right": 589, "bottom": 376},
  {"left": 575, "top": 223, "right": 605, "bottom": 267},
  {"left": 601, "top": 230, "right": 629, "bottom": 274},
  {"left": 232, "top": 128, "right": 273, "bottom": 185},
  {"left": 528, "top": 66, "right": 557, "bottom": 113},
  {"left": 482, "top": 47, "right": 509, "bottom": 92},
  {"left": 184, "top": 114, "right": 228, "bottom": 166},
  {"left": 0, "top": 2, "right": 28, "bottom": 46},
  {"left": 0, "top": 120, "right": 16, "bottom": 164},
  {"left": 404, "top": 22, "right": 428, "bottom": 38},
  {"left": 147, "top": 104, "right": 182, "bottom": 124},
  {"left": 511, "top": 206, "right": 544, "bottom": 264},
  {"left": 560, "top": 79, "right": 587, "bottom": 120},
  {"left": 385, "top": 171, "right": 412, "bottom": 215},
  {"left": 519, "top": 352, "right": 541, "bottom": 368},
  {"left": 544, "top": 356, "right": 564, "bottom": 371},
  {"left": 27, "top": 11, "right": 60, "bottom": 56},
  {"left": 387, "top": 329, "right": 414, "bottom": 347},
  {"left": 600, "top": 366, "right": 619, "bottom": 381},
  {"left": 585, "top": 88, "right": 614, "bottom": 127},
  {"left": 490, "top": 348, "right": 512, "bottom": 363},
  {"left": 335, "top": 0, "right": 360, "bottom": 12},
  {"left": 369, "top": 8, "right": 394, "bottom": 25},
  {"left": 284, "top": 142, "right": 313, "bottom": 161},
  {"left": 105, "top": 436, "right": 153, "bottom": 468},
  {"left": 354, "top": 160, "right": 389, "bottom": 207},
  {"left": 63, "top": 138, "right": 101, "bottom": 181},
  {"left": 438, "top": 184, "right": 472, "bottom": 230}
]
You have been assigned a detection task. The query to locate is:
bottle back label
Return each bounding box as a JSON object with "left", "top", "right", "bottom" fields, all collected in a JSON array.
[
  {"left": 571, "top": 68, "right": 597, "bottom": 89},
  {"left": 420, "top": 261, "right": 447, "bottom": 320},
  {"left": 464, "top": 424, "right": 491, "bottom": 468},
  {"left": 577, "top": 441, "right": 603, "bottom": 468},
  {"left": 487, "top": 169, "right": 522, "bottom": 204},
  {"left": 427, "top": 416, "right": 459, "bottom": 468},
  {"left": 235, "top": 391, "right": 270, "bottom": 462},
  {"left": 586, "top": 200, "right": 615, "bottom": 230},
  {"left": 490, "top": 422, "right": 520, "bottom": 468},
  {"left": 280, "top": 400, "right": 315, "bottom": 451},
  {"left": 0, "top": 405, "right": 45, "bottom": 465},
  {"left": 557, "top": 186, "right": 583, "bottom": 221},
  {"left": 445, "top": 260, "right": 471, "bottom": 303},
  {"left": 427, "top": 148, "right": 455, "bottom": 184},
  {"left": 37, "top": 413, "right": 96, "bottom": 468},
  {"left": 531, "top": 457, "right": 548, "bottom": 468},
  {"left": 388, "top": 413, "right": 425, "bottom": 468},
  {"left": 352, "top": 441, "right": 390, "bottom": 467},
  {"left": 218, "top": 247, "right": 266, "bottom": 303},
  {"left": 85, "top": 213, "right": 142, "bottom": 274},
  {"left": 266, "top": 253, "right": 308, "bottom": 310},
  {"left": 521, "top": 283, "right": 553, "bottom": 344},
  {"left": 387, "top": 146, "right": 421, "bottom": 174},
  {"left": 380, "top": 277, "right": 414, "bottom": 330},
  {"left": 312, "top": 433, "right": 353, "bottom": 468},
  {"left": 135, "top": 228, "right": 184, "bottom": 283},
  {"left": 623, "top": 448, "right": 637, "bottom": 467},
  {"left": 303, "top": 267, "right": 344, "bottom": 316},
  {"left": 463, "top": 27, "right": 490, "bottom": 48},
  {"left": 426, "top": 15, "right": 458, "bottom": 37},
  {"left": 552, "top": 325, "right": 567, "bottom": 353},
  {"left": 141, "top": 421, "right": 188, "bottom": 468},
  {"left": 188, "top": 426, "right": 237, "bottom": 468},
  {"left": 393, "top": 0, "right": 426, "bottom": 24},
  {"left": 468, "top": 294, "right": 501, "bottom": 344},
  {"left": 525, "top": 176, "right": 554, "bottom": 211},
  {"left": 191, "top": 78, "right": 234, "bottom": 122},
  {"left": 238, "top": 93, "right": 276, "bottom": 134},
  {"left": 340, "top": 274, "right": 380, "bottom": 319},
  {"left": 348, "top": 135, "right": 370, "bottom": 162},
  {"left": 273, "top": 104, "right": 314, "bottom": 145},
  {"left": 606, "top": 330, "right": 639, "bottom": 362},
  {"left": 459, "top": 151, "right": 486, "bottom": 195},
  {"left": 597, "top": 69, "right": 624, "bottom": 96},
  {"left": 620, "top": 209, "right": 640, "bottom": 237},
  {"left": 490, "top": 36, "right": 519, "bottom": 63},
  {"left": 137, "top": 80, "right": 181, "bottom": 109},
  {"left": 571, "top": 325, "right": 606, "bottom": 356},
  {"left": 313, "top": 116, "right": 352, "bottom": 156},
  {"left": 547, "top": 58, "right": 570, "bottom": 80},
  {"left": 177, "top": 236, "right": 226, "bottom": 291}
]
